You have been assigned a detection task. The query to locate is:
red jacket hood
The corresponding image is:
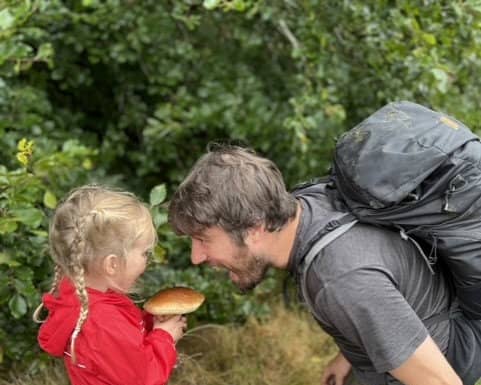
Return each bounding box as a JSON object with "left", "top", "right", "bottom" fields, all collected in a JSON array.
[{"left": 38, "top": 278, "right": 135, "bottom": 357}]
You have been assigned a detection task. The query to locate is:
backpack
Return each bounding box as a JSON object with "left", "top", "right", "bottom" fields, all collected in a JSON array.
[
  {"left": 327, "top": 100, "right": 481, "bottom": 320},
  {"left": 295, "top": 181, "right": 452, "bottom": 329}
]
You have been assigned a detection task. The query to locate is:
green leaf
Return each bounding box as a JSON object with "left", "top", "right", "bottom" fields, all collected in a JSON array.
[
  {"left": 82, "top": 158, "right": 94, "bottom": 170},
  {"left": 43, "top": 190, "right": 57, "bottom": 209},
  {"left": 10, "top": 208, "right": 44, "bottom": 228},
  {"left": 0, "top": 252, "right": 21, "bottom": 267},
  {"left": 82, "top": 0, "right": 98, "bottom": 6},
  {"left": 431, "top": 68, "right": 449, "bottom": 93},
  {"left": 153, "top": 207, "right": 168, "bottom": 228},
  {"left": 422, "top": 33, "right": 437, "bottom": 45},
  {"left": 30, "top": 229, "right": 48, "bottom": 237},
  {"left": 153, "top": 244, "right": 167, "bottom": 264},
  {"left": 203, "top": 0, "right": 220, "bottom": 10},
  {"left": 36, "top": 43, "right": 54, "bottom": 67},
  {"left": 232, "top": 0, "right": 247, "bottom": 12},
  {"left": 0, "top": 9, "right": 15, "bottom": 31},
  {"left": 150, "top": 184, "right": 167, "bottom": 206},
  {"left": 8, "top": 293, "right": 27, "bottom": 319},
  {"left": 0, "top": 219, "right": 18, "bottom": 234}
]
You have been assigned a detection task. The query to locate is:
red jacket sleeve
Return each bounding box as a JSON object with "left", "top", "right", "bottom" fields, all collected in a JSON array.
[
  {"left": 75, "top": 311, "right": 177, "bottom": 385},
  {"left": 143, "top": 311, "right": 154, "bottom": 332}
]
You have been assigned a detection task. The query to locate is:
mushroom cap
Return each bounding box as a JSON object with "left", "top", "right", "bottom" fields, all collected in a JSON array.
[{"left": 143, "top": 287, "right": 205, "bottom": 315}]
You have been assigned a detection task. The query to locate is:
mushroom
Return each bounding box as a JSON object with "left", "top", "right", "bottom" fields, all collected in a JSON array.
[{"left": 143, "top": 287, "right": 205, "bottom": 316}]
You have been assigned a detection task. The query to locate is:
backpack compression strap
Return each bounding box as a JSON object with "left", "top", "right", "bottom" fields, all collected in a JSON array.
[{"left": 299, "top": 214, "right": 358, "bottom": 321}]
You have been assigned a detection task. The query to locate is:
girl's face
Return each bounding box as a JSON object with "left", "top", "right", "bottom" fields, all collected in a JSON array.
[{"left": 113, "top": 235, "right": 153, "bottom": 292}]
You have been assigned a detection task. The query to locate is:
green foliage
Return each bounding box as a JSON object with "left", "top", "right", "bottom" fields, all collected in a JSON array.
[
  {"left": 0, "top": 138, "right": 95, "bottom": 372},
  {"left": 3, "top": 0, "right": 481, "bottom": 377}
]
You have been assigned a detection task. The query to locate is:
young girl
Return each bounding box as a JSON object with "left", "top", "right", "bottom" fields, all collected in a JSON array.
[{"left": 34, "top": 185, "right": 186, "bottom": 385}]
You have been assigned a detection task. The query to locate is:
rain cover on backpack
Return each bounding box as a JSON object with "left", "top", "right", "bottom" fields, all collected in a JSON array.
[{"left": 332, "top": 101, "right": 481, "bottom": 319}]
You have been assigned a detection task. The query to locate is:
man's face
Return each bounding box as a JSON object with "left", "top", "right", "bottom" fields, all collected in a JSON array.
[{"left": 190, "top": 226, "right": 269, "bottom": 292}]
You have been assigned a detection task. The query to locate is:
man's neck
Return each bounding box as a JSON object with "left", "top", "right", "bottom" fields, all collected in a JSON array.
[{"left": 264, "top": 201, "right": 302, "bottom": 269}]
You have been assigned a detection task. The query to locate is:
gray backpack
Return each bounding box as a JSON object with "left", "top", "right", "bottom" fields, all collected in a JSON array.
[{"left": 328, "top": 100, "right": 481, "bottom": 319}]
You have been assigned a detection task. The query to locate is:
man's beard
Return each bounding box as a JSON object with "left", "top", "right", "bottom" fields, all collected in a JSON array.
[{"left": 230, "top": 248, "right": 270, "bottom": 293}]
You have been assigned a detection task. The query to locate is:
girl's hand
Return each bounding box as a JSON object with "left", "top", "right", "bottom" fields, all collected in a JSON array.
[{"left": 153, "top": 314, "right": 187, "bottom": 342}]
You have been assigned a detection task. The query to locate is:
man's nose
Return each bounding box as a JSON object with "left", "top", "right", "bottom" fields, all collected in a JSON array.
[{"left": 191, "top": 239, "right": 207, "bottom": 265}]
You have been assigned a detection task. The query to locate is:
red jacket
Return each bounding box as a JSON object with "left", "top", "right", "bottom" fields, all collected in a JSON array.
[{"left": 38, "top": 279, "right": 177, "bottom": 385}]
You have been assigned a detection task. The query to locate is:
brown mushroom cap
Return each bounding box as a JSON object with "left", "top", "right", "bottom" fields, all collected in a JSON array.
[{"left": 143, "top": 287, "right": 205, "bottom": 315}]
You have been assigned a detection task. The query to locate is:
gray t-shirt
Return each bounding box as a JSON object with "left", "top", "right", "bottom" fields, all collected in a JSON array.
[{"left": 288, "top": 183, "right": 452, "bottom": 385}]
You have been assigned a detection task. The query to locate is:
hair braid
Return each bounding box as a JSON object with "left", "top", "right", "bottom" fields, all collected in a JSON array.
[
  {"left": 68, "top": 213, "right": 90, "bottom": 364},
  {"left": 32, "top": 264, "right": 64, "bottom": 323},
  {"left": 69, "top": 263, "right": 89, "bottom": 364}
]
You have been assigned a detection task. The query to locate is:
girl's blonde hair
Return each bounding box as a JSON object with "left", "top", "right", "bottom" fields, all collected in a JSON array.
[{"left": 34, "top": 185, "right": 156, "bottom": 362}]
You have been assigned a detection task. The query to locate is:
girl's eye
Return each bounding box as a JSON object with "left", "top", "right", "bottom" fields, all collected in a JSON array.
[{"left": 143, "top": 250, "right": 153, "bottom": 261}]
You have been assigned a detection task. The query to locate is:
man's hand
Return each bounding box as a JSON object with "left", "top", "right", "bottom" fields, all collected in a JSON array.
[{"left": 321, "top": 352, "right": 352, "bottom": 385}]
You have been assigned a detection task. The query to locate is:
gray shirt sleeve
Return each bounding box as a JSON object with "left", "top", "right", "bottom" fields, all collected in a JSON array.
[{"left": 314, "top": 265, "right": 429, "bottom": 373}]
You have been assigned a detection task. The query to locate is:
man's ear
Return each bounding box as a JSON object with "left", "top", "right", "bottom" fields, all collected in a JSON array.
[
  {"left": 103, "top": 254, "right": 121, "bottom": 276},
  {"left": 244, "top": 223, "right": 265, "bottom": 247}
]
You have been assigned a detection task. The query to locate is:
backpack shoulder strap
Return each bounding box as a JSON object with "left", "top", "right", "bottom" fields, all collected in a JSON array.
[
  {"left": 299, "top": 214, "right": 358, "bottom": 321},
  {"left": 299, "top": 215, "right": 452, "bottom": 326}
]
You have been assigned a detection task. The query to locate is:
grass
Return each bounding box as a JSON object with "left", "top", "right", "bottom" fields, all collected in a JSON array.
[
  {"left": 171, "top": 305, "right": 337, "bottom": 385},
  {"left": 2, "top": 304, "right": 480, "bottom": 385}
]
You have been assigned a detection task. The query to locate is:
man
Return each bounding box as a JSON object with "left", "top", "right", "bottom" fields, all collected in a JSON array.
[{"left": 168, "top": 145, "right": 481, "bottom": 385}]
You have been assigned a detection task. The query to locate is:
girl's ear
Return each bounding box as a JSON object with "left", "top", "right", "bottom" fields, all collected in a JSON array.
[{"left": 103, "top": 254, "right": 121, "bottom": 276}]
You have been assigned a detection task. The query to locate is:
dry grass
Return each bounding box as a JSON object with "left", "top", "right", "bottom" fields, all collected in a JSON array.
[
  {"left": 2, "top": 304, "right": 337, "bottom": 385},
  {"left": 0, "top": 363, "right": 69, "bottom": 385},
  {"left": 171, "top": 305, "right": 337, "bottom": 385},
  {"left": 5, "top": 304, "right": 479, "bottom": 385}
]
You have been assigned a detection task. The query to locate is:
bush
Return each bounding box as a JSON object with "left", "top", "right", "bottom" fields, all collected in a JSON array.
[{"left": 0, "top": 138, "right": 95, "bottom": 371}]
